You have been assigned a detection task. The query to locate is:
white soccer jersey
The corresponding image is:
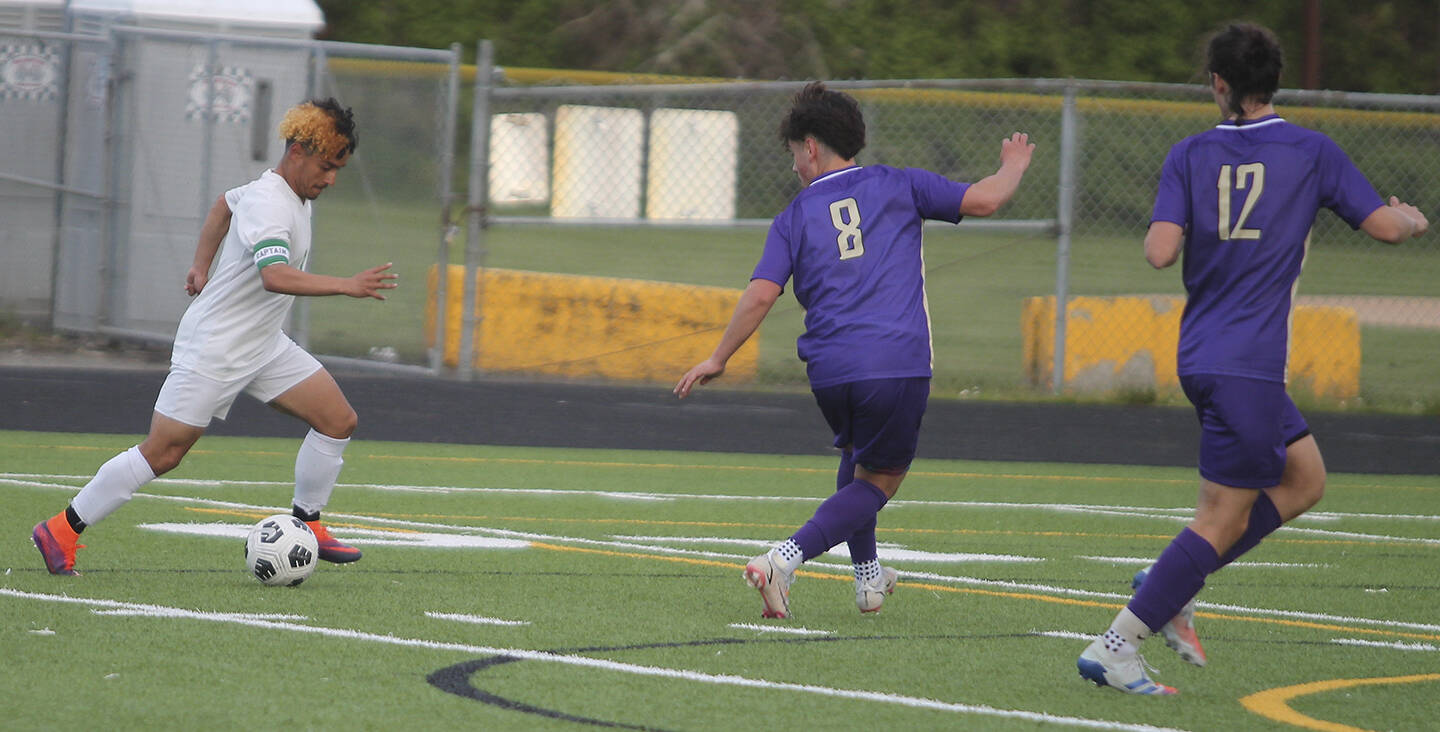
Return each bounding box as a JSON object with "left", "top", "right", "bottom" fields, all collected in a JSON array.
[{"left": 171, "top": 169, "right": 313, "bottom": 380}]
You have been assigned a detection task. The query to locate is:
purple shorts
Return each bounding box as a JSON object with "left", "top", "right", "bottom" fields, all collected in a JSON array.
[
  {"left": 1180, "top": 373, "right": 1311, "bottom": 489},
  {"left": 812, "top": 377, "right": 930, "bottom": 474}
]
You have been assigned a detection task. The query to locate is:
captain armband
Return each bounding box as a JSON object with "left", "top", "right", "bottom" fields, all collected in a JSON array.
[{"left": 253, "top": 238, "right": 291, "bottom": 271}]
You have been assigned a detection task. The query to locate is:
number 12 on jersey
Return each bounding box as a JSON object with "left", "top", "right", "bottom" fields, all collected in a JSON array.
[
  {"left": 829, "top": 197, "right": 864, "bottom": 260},
  {"left": 1217, "top": 163, "right": 1265, "bottom": 241}
]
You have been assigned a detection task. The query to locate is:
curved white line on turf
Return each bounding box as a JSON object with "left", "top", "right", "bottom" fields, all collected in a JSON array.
[
  {"left": 729, "top": 623, "right": 831, "bottom": 636},
  {"left": 0, "top": 588, "right": 1185, "bottom": 732},
  {"left": 426, "top": 612, "right": 531, "bottom": 626}
]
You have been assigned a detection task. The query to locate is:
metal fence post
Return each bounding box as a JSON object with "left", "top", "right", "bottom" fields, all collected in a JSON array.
[
  {"left": 459, "top": 39, "right": 493, "bottom": 379},
  {"left": 293, "top": 44, "right": 328, "bottom": 351},
  {"left": 430, "top": 42, "right": 462, "bottom": 373},
  {"left": 1052, "top": 81, "right": 1078, "bottom": 394}
]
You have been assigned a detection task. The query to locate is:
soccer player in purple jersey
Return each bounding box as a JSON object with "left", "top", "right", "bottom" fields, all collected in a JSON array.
[
  {"left": 674, "top": 82, "right": 1034, "bottom": 618},
  {"left": 1078, "top": 24, "right": 1428, "bottom": 695}
]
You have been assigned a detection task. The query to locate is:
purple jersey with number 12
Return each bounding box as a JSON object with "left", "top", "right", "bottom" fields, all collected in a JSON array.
[
  {"left": 1150, "top": 115, "right": 1383, "bottom": 383},
  {"left": 751, "top": 165, "right": 970, "bottom": 388}
]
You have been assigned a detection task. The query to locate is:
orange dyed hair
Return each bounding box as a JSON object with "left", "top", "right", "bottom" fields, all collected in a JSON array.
[{"left": 277, "top": 98, "right": 357, "bottom": 159}]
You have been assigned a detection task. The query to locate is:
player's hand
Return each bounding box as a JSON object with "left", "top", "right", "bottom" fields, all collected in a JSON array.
[
  {"left": 1389, "top": 196, "right": 1429, "bottom": 237},
  {"left": 999, "top": 132, "right": 1035, "bottom": 172},
  {"left": 184, "top": 266, "right": 208, "bottom": 296},
  {"left": 350, "top": 262, "right": 399, "bottom": 300},
  {"left": 674, "top": 357, "right": 726, "bottom": 399}
]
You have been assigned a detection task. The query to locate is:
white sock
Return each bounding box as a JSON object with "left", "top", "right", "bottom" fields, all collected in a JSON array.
[
  {"left": 70, "top": 446, "right": 156, "bottom": 526},
  {"left": 1099, "top": 607, "right": 1150, "bottom": 656},
  {"left": 292, "top": 429, "right": 349, "bottom": 515},
  {"left": 772, "top": 539, "right": 804, "bottom": 573},
  {"left": 853, "top": 558, "right": 881, "bottom": 585}
]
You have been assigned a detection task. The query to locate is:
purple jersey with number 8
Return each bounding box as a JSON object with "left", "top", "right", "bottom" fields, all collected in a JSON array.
[
  {"left": 752, "top": 165, "right": 971, "bottom": 388},
  {"left": 1150, "top": 115, "right": 1383, "bottom": 382}
]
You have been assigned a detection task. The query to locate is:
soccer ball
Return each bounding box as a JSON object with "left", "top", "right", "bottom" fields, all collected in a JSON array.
[{"left": 244, "top": 514, "right": 319, "bottom": 586}]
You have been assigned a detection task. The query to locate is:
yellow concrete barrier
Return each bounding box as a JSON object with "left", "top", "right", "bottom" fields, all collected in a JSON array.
[
  {"left": 426, "top": 265, "right": 757, "bottom": 382},
  {"left": 1023, "top": 296, "right": 1360, "bottom": 400}
]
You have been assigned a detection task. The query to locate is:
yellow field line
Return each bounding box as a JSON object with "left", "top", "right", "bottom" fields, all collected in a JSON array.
[
  {"left": 1240, "top": 674, "right": 1440, "bottom": 732},
  {"left": 358, "top": 511, "right": 1433, "bottom": 549}
]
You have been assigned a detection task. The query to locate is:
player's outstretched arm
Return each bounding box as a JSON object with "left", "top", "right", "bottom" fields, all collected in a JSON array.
[
  {"left": 674, "top": 278, "right": 782, "bottom": 399},
  {"left": 260, "top": 262, "right": 398, "bottom": 300},
  {"left": 1360, "top": 196, "right": 1429, "bottom": 244},
  {"left": 959, "top": 132, "right": 1035, "bottom": 217},
  {"left": 186, "top": 195, "right": 233, "bottom": 296}
]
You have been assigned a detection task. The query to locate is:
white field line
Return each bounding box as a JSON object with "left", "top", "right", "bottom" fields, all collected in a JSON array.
[
  {"left": 1076, "top": 556, "right": 1327, "bottom": 569},
  {"left": 139, "top": 522, "right": 532, "bottom": 550},
  {"left": 1330, "top": 638, "right": 1439, "bottom": 652},
  {"left": 6, "top": 477, "right": 1438, "bottom": 635},
  {"left": 9, "top": 472, "right": 1440, "bottom": 525},
  {"left": 1032, "top": 630, "right": 1094, "bottom": 641},
  {"left": 0, "top": 588, "right": 1185, "bottom": 732},
  {"left": 426, "top": 611, "right": 531, "bottom": 627},
  {"left": 607, "top": 535, "right": 1042, "bottom": 564},
  {"left": 895, "top": 568, "right": 1440, "bottom": 635},
  {"left": 729, "top": 623, "right": 831, "bottom": 636},
  {"left": 94, "top": 609, "right": 310, "bottom": 621}
]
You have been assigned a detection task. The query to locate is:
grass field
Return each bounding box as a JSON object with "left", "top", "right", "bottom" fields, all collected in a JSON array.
[
  {"left": 304, "top": 196, "right": 1440, "bottom": 413},
  {"left": 4, "top": 428, "right": 1439, "bottom": 730}
]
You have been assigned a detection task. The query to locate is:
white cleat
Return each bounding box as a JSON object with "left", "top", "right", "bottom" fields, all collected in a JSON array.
[
  {"left": 1077, "top": 635, "right": 1178, "bottom": 695},
  {"left": 856, "top": 565, "right": 899, "bottom": 613},
  {"left": 743, "top": 552, "right": 793, "bottom": 619}
]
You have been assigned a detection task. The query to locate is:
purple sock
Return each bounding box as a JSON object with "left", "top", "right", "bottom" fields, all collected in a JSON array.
[
  {"left": 1127, "top": 527, "right": 1219, "bottom": 631},
  {"left": 791, "top": 479, "right": 888, "bottom": 561},
  {"left": 834, "top": 450, "right": 879, "bottom": 563},
  {"left": 836, "top": 449, "right": 855, "bottom": 492},
  {"left": 1218, "top": 491, "right": 1283, "bottom": 567}
]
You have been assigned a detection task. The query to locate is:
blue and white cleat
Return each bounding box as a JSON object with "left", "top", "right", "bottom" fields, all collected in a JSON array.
[
  {"left": 1078, "top": 637, "right": 1178, "bottom": 695},
  {"left": 1133, "top": 568, "right": 1207, "bottom": 667}
]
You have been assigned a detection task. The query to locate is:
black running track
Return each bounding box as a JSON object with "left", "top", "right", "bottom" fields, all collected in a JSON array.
[{"left": 0, "top": 365, "right": 1435, "bottom": 475}]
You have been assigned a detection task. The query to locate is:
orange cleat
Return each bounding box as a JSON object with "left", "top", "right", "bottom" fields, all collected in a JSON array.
[
  {"left": 32, "top": 513, "right": 84, "bottom": 576},
  {"left": 306, "top": 520, "right": 362, "bottom": 563}
]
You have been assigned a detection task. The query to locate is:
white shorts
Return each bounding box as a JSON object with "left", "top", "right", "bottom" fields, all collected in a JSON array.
[{"left": 154, "top": 337, "right": 323, "bottom": 427}]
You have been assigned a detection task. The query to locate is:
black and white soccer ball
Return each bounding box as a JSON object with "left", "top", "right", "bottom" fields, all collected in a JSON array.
[{"left": 244, "top": 514, "right": 319, "bottom": 586}]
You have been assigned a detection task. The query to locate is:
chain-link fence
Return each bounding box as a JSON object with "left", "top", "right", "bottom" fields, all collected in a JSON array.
[
  {"left": 0, "top": 22, "right": 459, "bottom": 371},
  {"left": 456, "top": 68, "right": 1438, "bottom": 412}
]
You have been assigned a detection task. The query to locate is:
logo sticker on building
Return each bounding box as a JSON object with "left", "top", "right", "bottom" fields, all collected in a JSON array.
[
  {"left": 186, "top": 64, "right": 253, "bottom": 122},
  {"left": 0, "top": 43, "right": 61, "bottom": 101}
]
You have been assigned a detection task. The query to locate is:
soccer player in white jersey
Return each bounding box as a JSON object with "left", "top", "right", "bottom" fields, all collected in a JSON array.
[
  {"left": 1076, "top": 24, "right": 1427, "bottom": 694},
  {"left": 32, "top": 98, "right": 397, "bottom": 575},
  {"left": 676, "top": 82, "right": 1033, "bottom": 617}
]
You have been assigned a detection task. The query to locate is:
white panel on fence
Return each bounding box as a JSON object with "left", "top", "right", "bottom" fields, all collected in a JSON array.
[
  {"left": 552, "top": 104, "right": 641, "bottom": 219},
  {"left": 489, "top": 112, "right": 548, "bottom": 206},
  {"left": 647, "top": 108, "right": 737, "bottom": 221}
]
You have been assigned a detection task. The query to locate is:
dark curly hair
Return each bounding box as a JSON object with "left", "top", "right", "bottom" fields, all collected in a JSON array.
[
  {"left": 777, "top": 81, "right": 865, "bottom": 160},
  {"left": 278, "top": 97, "right": 358, "bottom": 158},
  {"left": 1206, "top": 23, "right": 1283, "bottom": 120}
]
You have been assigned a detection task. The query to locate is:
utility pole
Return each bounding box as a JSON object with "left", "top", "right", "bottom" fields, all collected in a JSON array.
[{"left": 1302, "top": 0, "right": 1322, "bottom": 89}]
